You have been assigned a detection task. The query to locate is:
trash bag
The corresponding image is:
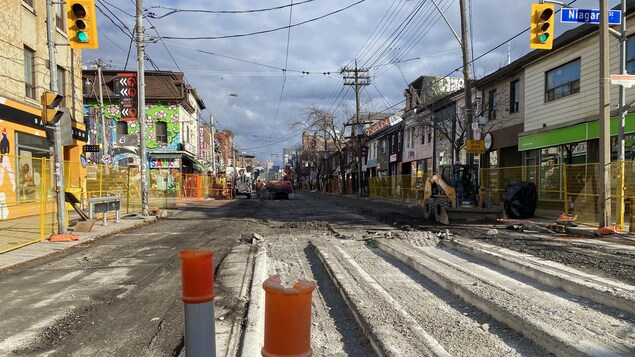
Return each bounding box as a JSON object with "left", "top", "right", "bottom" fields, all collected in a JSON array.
[{"left": 503, "top": 182, "right": 537, "bottom": 219}]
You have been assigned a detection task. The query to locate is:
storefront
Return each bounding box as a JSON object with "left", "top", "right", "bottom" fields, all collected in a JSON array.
[{"left": 0, "top": 96, "right": 86, "bottom": 219}]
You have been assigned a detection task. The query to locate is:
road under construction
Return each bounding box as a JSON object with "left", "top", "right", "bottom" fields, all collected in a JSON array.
[{"left": 0, "top": 191, "right": 633, "bottom": 356}]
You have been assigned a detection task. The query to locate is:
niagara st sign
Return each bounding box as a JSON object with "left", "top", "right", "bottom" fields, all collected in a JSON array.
[{"left": 560, "top": 8, "right": 622, "bottom": 25}]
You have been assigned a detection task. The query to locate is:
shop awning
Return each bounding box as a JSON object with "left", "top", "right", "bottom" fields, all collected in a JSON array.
[{"left": 518, "top": 113, "right": 635, "bottom": 151}]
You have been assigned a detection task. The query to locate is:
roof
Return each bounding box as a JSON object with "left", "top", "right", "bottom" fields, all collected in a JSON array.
[{"left": 82, "top": 69, "right": 196, "bottom": 103}]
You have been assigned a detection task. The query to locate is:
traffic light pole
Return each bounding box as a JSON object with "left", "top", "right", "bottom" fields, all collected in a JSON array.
[
  {"left": 46, "top": 0, "right": 67, "bottom": 235},
  {"left": 136, "top": 0, "right": 149, "bottom": 216},
  {"left": 599, "top": 0, "right": 611, "bottom": 227}
]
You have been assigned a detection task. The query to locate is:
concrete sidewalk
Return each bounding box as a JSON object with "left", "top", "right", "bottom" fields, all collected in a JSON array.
[{"left": 0, "top": 212, "right": 164, "bottom": 272}]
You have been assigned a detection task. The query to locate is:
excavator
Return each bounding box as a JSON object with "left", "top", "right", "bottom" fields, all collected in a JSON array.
[{"left": 420, "top": 164, "right": 502, "bottom": 225}]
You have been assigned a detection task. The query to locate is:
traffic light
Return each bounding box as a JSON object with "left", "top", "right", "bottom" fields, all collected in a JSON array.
[
  {"left": 530, "top": 3, "right": 555, "bottom": 50},
  {"left": 41, "top": 91, "right": 64, "bottom": 125},
  {"left": 66, "top": 0, "right": 99, "bottom": 49}
]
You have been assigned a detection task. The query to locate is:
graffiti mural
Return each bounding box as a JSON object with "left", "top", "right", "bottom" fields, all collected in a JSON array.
[{"left": 85, "top": 100, "right": 183, "bottom": 166}]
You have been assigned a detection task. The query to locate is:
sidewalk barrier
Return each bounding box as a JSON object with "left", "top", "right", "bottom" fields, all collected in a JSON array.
[
  {"left": 180, "top": 249, "right": 216, "bottom": 357},
  {"left": 261, "top": 275, "right": 316, "bottom": 357}
]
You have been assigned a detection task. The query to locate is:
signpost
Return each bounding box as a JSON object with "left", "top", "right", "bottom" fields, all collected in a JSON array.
[
  {"left": 560, "top": 9, "right": 622, "bottom": 25},
  {"left": 115, "top": 73, "right": 138, "bottom": 122},
  {"left": 610, "top": 74, "right": 635, "bottom": 88},
  {"left": 83, "top": 144, "right": 100, "bottom": 153},
  {"left": 466, "top": 139, "right": 485, "bottom": 154}
]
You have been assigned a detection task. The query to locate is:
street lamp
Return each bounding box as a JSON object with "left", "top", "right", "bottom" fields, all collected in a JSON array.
[{"left": 210, "top": 93, "right": 237, "bottom": 174}]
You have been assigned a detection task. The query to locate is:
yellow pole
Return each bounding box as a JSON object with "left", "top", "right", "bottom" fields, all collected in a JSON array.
[
  {"left": 619, "top": 160, "right": 625, "bottom": 230},
  {"left": 39, "top": 158, "right": 47, "bottom": 241},
  {"left": 99, "top": 164, "right": 103, "bottom": 197},
  {"left": 562, "top": 164, "right": 571, "bottom": 214}
]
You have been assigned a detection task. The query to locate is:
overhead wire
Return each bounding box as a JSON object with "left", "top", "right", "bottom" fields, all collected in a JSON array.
[
  {"left": 161, "top": 0, "right": 367, "bottom": 40},
  {"left": 268, "top": 0, "right": 296, "bottom": 157},
  {"left": 146, "top": 0, "right": 316, "bottom": 18}
]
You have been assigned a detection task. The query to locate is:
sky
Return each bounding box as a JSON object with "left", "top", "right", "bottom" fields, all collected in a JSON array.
[{"left": 82, "top": 0, "right": 624, "bottom": 165}]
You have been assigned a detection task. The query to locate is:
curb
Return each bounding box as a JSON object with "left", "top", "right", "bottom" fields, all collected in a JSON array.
[{"left": 239, "top": 240, "right": 267, "bottom": 356}]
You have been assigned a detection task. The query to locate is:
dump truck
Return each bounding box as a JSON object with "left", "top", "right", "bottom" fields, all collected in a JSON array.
[{"left": 420, "top": 164, "right": 502, "bottom": 225}]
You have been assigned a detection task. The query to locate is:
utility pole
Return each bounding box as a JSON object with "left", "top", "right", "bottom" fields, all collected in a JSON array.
[
  {"left": 46, "top": 0, "right": 66, "bottom": 234},
  {"left": 599, "top": 0, "right": 611, "bottom": 227},
  {"left": 342, "top": 61, "right": 370, "bottom": 196},
  {"left": 210, "top": 114, "right": 215, "bottom": 174},
  {"left": 459, "top": 0, "right": 474, "bottom": 166},
  {"left": 136, "top": 0, "right": 149, "bottom": 216}
]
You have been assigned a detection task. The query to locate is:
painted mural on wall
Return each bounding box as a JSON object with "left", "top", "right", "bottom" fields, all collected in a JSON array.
[{"left": 85, "top": 100, "right": 182, "bottom": 166}]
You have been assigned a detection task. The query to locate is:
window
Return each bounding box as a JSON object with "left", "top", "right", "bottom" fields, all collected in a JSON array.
[
  {"left": 427, "top": 126, "right": 432, "bottom": 144},
  {"left": 55, "top": 3, "right": 65, "bottom": 30},
  {"left": 156, "top": 122, "right": 168, "bottom": 143},
  {"left": 488, "top": 89, "right": 497, "bottom": 120},
  {"left": 24, "top": 46, "right": 35, "bottom": 99},
  {"left": 57, "top": 66, "right": 66, "bottom": 107},
  {"left": 627, "top": 35, "right": 635, "bottom": 74},
  {"left": 116, "top": 121, "right": 128, "bottom": 135},
  {"left": 23, "top": 0, "right": 33, "bottom": 7},
  {"left": 545, "top": 59, "right": 581, "bottom": 102},
  {"left": 510, "top": 80, "right": 520, "bottom": 113}
]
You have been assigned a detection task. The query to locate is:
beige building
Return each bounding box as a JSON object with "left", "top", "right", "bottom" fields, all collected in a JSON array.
[
  {"left": 2, "top": 0, "right": 84, "bottom": 121},
  {"left": 0, "top": 0, "right": 87, "bottom": 218}
]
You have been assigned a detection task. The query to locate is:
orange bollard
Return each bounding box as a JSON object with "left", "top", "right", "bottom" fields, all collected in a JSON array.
[
  {"left": 261, "top": 275, "right": 316, "bottom": 357},
  {"left": 180, "top": 249, "right": 216, "bottom": 356}
]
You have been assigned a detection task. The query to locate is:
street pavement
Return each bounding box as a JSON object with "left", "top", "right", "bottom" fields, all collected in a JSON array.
[{"left": 0, "top": 194, "right": 620, "bottom": 273}]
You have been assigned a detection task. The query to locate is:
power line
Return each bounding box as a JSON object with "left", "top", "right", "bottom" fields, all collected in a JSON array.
[
  {"left": 146, "top": 0, "right": 316, "bottom": 18},
  {"left": 161, "top": 0, "right": 367, "bottom": 40}
]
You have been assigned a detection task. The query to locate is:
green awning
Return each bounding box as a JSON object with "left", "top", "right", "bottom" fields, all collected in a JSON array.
[{"left": 518, "top": 113, "right": 635, "bottom": 151}]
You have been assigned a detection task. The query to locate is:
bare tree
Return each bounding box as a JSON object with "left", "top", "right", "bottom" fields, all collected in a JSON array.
[
  {"left": 412, "top": 84, "right": 518, "bottom": 166},
  {"left": 291, "top": 107, "right": 349, "bottom": 193}
]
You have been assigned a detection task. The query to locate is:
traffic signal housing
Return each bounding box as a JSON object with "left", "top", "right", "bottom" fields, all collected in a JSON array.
[
  {"left": 530, "top": 3, "right": 555, "bottom": 50},
  {"left": 66, "top": 0, "right": 99, "bottom": 49},
  {"left": 41, "top": 91, "right": 64, "bottom": 125}
]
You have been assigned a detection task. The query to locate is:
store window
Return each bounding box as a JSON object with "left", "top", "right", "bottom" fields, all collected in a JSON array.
[
  {"left": 545, "top": 59, "right": 581, "bottom": 102},
  {"left": 24, "top": 46, "right": 35, "bottom": 99},
  {"left": 509, "top": 80, "right": 520, "bottom": 113},
  {"left": 156, "top": 122, "right": 168, "bottom": 143},
  {"left": 16, "top": 133, "right": 49, "bottom": 202},
  {"left": 540, "top": 147, "right": 562, "bottom": 200}
]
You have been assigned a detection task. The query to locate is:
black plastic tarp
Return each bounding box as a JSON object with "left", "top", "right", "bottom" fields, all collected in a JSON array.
[{"left": 503, "top": 182, "right": 537, "bottom": 219}]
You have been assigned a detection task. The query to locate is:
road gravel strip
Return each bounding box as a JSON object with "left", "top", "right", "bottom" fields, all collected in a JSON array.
[
  {"left": 443, "top": 237, "right": 635, "bottom": 315},
  {"left": 311, "top": 237, "right": 451, "bottom": 357},
  {"left": 376, "top": 238, "right": 635, "bottom": 357},
  {"left": 325, "top": 238, "right": 548, "bottom": 356}
]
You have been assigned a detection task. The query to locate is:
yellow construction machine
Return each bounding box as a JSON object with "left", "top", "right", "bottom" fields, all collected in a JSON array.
[{"left": 421, "top": 164, "right": 501, "bottom": 225}]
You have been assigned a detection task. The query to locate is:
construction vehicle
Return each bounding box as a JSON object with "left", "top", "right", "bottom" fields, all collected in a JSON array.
[{"left": 420, "top": 164, "right": 501, "bottom": 225}]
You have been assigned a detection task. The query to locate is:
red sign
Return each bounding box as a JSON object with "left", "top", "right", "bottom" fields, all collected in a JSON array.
[{"left": 116, "top": 73, "right": 138, "bottom": 121}]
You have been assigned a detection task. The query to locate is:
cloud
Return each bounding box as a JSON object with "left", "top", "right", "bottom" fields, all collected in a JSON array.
[{"left": 85, "top": 0, "right": 621, "bottom": 165}]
